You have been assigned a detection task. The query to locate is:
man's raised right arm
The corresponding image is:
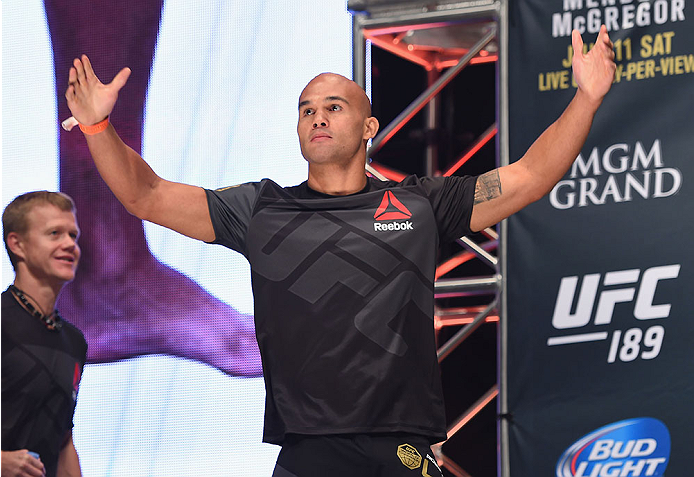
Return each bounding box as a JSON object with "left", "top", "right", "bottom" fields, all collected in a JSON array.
[{"left": 65, "top": 55, "right": 215, "bottom": 242}]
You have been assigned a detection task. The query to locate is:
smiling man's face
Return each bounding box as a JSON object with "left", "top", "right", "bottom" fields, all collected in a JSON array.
[{"left": 13, "top": 203, "right": 81, "bottom": 285}]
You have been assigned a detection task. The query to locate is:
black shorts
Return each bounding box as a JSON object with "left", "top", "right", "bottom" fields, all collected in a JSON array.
[{"left": 271, "top": 433, "right": 444, "bottom": 477}]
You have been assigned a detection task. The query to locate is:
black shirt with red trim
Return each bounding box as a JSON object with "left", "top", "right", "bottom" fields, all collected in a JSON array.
[
  {"left": 1, "top": 289, "right": 87, "bottom": 477},
  {"left": 206, "top": 174, "right": 477, "bottom": 444}
]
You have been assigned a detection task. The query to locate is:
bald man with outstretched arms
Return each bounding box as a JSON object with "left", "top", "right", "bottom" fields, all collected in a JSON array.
[{"left": 64, "top": 26, "right": 615, "bottom": 476}]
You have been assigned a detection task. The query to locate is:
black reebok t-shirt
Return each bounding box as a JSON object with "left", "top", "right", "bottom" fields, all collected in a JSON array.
[
  {"left": 206, "top": 174, "right": 477, "bottom": 444},
  {"left": 1, "top": 289, "right": 87, "bottom": 477}
]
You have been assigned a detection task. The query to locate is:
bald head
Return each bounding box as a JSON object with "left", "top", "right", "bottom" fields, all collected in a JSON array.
[
  {"left": 296, "top": 72, "right": 380, "bottom": 171},
  {"left": 299, "top": 73, "right": 372, "bottom": 118}
]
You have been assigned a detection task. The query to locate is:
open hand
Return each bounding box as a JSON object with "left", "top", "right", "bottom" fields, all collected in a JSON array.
[
  {"left": 572, "top": 25, "right": 617, "bottom": 105},
  {"left": 65, "top": 54, "right": 131, "bottom": 126}
]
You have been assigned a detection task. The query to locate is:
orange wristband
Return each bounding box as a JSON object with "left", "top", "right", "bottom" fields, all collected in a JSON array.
[{"left": 79, "top": 117, "right": 109, "bottom": 135}]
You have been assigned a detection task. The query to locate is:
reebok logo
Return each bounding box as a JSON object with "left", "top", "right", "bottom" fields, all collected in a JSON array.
[
  {"left": 374, "top": 191, "right": 412, "bottom": 220},
  {"left": 373, "top": 191, "right": 414, "bottom": 232},
  {"left": 374, "top": 221, "right": 413, "bottom": 231}
]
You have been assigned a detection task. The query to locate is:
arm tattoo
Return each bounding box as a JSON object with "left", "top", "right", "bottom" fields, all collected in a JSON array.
[{"left": 474, "top": 169, "right": 502, "bottom": 205}]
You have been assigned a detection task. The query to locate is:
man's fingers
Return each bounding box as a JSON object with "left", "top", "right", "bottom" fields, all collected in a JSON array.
[
  {"left": 596, "top": 25, "right": 614, "bottom": 56},
  {"left": 68, "top": 67, "right": 78, "bottom": 88},
  {"left": 111, "top": 67, "right": 132, "bottom": 92},
  {"left": 28, "top": 454, "right": 45, "bottom": 472},
  {"left": 14, "top": 451, "right": 45, "bottom": 477},
  {"left": 82, "top": 54, "right": 96, "bottom": 79},
  {"left": 73, "top": 57, "right": 86, "bottom": 85},
  {"left": 571, "top": 29, "right": 584, "bottom": 59},
  {"left": 599, "top": 24, "right": 610, "bottom": 44},
  {"left": 595, "top": 26, "right": 615, "bottom": 64},
  {"left": 67, "top": 67, "right": 80, "bottom": 101}
]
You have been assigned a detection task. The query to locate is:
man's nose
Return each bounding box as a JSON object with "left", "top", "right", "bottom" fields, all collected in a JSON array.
[
  {"left": 312, "top": 112, "right": 328, "bottom": 128},
  {"left": 62, "top": 235, "right": 78, "bottom": 250},
  {"left": 62, "top": 237, "right": 80, "bottom": 260}
]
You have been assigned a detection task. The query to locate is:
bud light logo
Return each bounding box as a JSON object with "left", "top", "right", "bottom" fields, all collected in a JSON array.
[{"left": 556, "top": 418, "right": 670, "bottom": 477}]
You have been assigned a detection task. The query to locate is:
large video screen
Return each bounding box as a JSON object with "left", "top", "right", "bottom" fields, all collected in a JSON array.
[{"left": 2, "top": 1, "right": 353, "bottom": 475}]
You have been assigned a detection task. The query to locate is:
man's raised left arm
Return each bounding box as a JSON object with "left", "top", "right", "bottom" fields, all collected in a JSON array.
[{"left": 469, "top": 25, "right": 616, "bottom": 232}]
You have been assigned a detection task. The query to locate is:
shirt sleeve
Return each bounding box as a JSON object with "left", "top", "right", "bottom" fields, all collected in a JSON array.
[
  {"left": 419, "top": 175, "right": 479, "bottom": 243},
  {"left": 205, "top": 181, "right": 265, "bottom": 257}
]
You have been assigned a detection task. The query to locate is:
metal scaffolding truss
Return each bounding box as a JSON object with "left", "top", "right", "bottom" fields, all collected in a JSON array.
[{"left": 350, "top": 1, "right": 509, "bottom": 475}]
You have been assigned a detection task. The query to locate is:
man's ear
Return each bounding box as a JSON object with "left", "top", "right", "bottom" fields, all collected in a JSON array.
[
  {"left": 363, "top": 117, "right": 380, "bottom": 141},
  {"left": 6, "top": 232, "right": 26, "bottom": 261}
]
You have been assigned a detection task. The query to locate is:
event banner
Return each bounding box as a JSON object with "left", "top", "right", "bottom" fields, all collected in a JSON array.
[{"left": 506, "top": 1, "right": 693, "bottom": 476}]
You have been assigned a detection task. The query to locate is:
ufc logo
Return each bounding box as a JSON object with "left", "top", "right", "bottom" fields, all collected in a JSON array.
[
  {"left": 251, "top": 212, "right": 429, "bottom": 356},
  {"left": 552, "top": 265, "right": 680, "bottom": 330}
]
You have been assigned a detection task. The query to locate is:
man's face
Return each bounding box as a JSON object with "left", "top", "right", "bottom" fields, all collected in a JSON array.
[
  {"left": 14, "top": 203, "right": 81, "bottom": 285},
  {"left": 297, "top": 74, "right": 376, "bottom": 165}
]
